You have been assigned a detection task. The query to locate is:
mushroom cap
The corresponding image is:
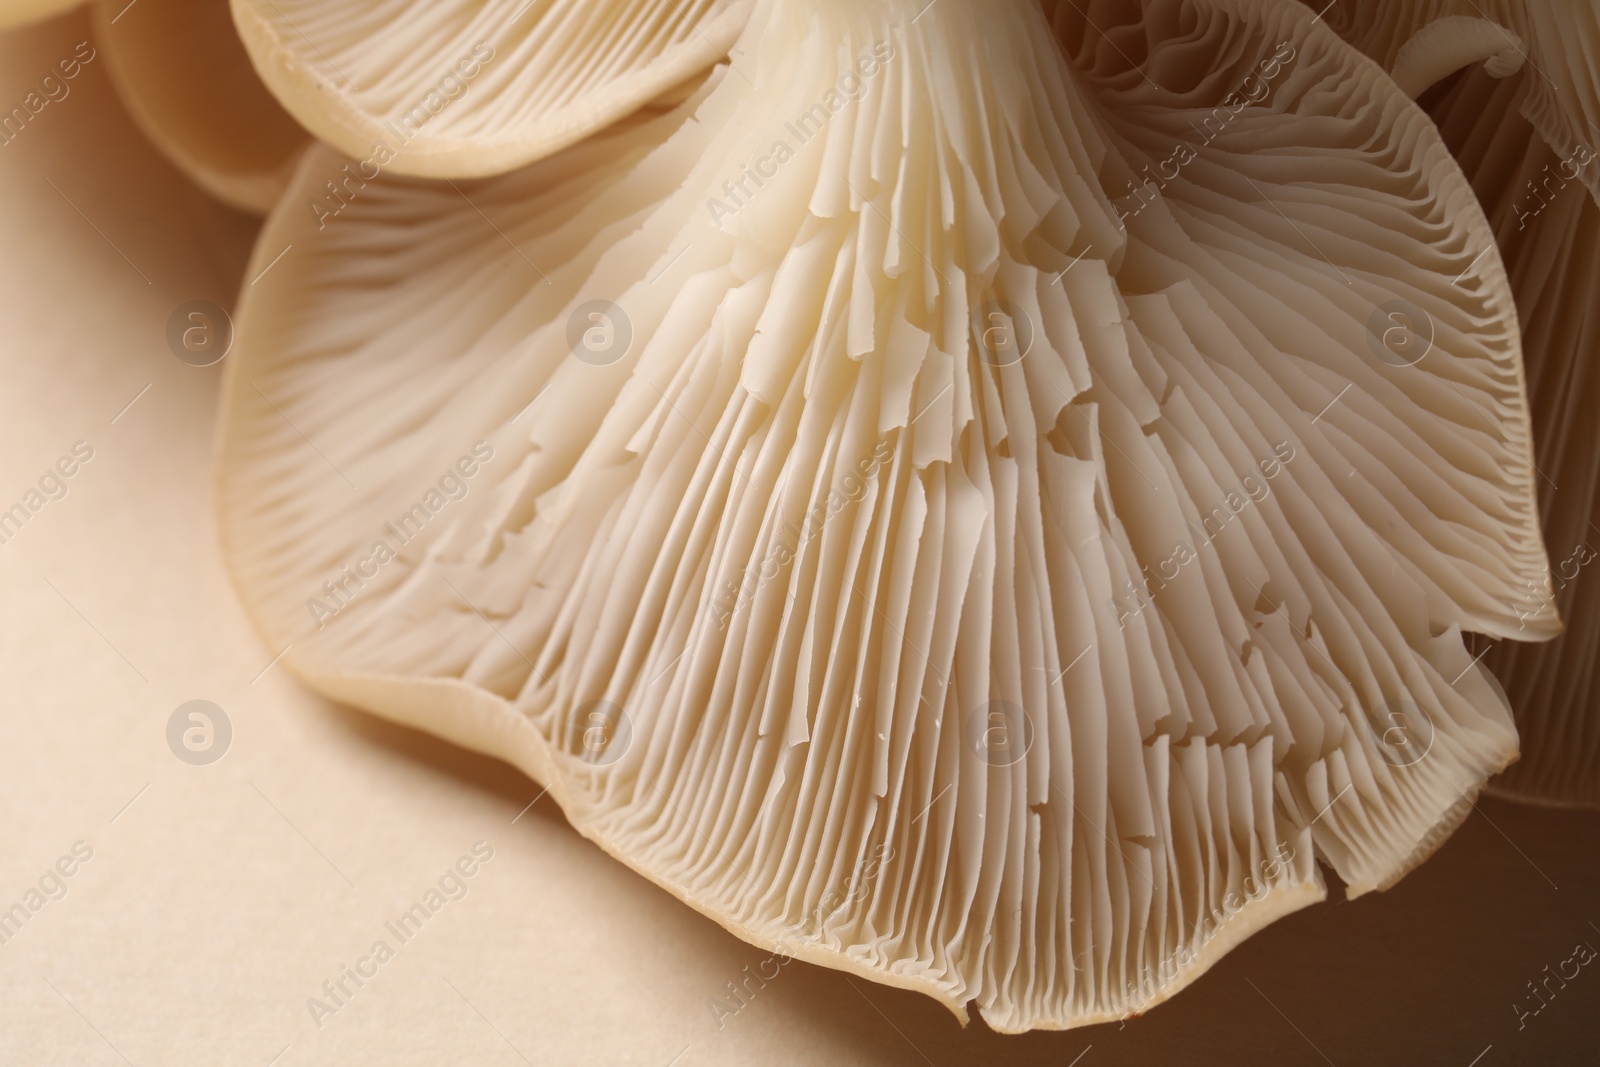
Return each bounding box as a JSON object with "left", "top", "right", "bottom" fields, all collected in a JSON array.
[
  {"left": 217, "top": 0, "right": 1553, "bottom": 1030},
  {"left": 93, "top": 0, "right": 307, "bottom": 214},
  {"left": 228, "top": 0, "right": 752, "bottom": 179},
  {"left": 1310, "top": 0, "right": 1600, "bottom": 807}
]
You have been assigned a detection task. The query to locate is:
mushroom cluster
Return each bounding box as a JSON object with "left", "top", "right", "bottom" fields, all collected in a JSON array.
[{"left": 17, "top": 0, "right": 1594, "bottom": 1033}]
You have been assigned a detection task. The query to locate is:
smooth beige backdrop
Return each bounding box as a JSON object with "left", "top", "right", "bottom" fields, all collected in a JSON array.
[{"left": 0, "top": 11, "right": 1595, "bottom": 1066}]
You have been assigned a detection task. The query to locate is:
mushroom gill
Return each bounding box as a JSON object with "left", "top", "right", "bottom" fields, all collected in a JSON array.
[
  {"left": 216, "top": 0, "right": 1553, "bottom": 1030},
  {"left": 1308, "top": 0, "right": 1600, "bottom": 807},
  {"left": 1314, "top": 0, "right": 1600, "bottom": 204}
]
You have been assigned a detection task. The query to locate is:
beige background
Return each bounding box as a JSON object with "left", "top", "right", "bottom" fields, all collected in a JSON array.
[{"left": 0, "top": 11, "right": 1595, "bottom": 1066}]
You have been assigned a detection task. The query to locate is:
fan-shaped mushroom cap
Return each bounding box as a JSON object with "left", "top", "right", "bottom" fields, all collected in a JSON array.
[
  {"left": 92, "top": 0, "right": 307, "bottom": 213},
  {"left": 1311, "top": 0, "right": 1600, "bottom": 807},
  {"left": 0, "top": 0, "right": 81, "bottom": 31},
  {"left": 218, "top": 0, "right": 1553, "bottom": 1030},
  {"left": 228, "top": 0, "right": 751, "bottom": 179}
]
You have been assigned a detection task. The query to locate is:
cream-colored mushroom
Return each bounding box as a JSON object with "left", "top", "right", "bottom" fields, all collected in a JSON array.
[
  {"left": 229, "top": 0, "right": 751, "bottom": 178},
  {"left": 217, "top": 0, "right": 1553, "bottom": 1029},
  {"left": 92, "top": 0, "right": 307, "bottom": 213}
]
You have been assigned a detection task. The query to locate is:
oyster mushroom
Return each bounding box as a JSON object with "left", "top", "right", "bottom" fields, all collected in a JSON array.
[
  {"left": 229, "top": 0, "right": 752, "bottom": 178},
  {"left": 217, "top": 0, "right": 1553, "bottom": 1030},
  {"left": 1308, "top": 0, "right": 1600, "bottom": 806},
  {"left": 92, "top": 0, "right": 308, "bottom": 213}
]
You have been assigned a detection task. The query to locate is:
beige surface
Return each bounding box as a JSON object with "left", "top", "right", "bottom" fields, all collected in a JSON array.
[{"left": 0, "top": 11, "right": 1595, "bottom": 1066}]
